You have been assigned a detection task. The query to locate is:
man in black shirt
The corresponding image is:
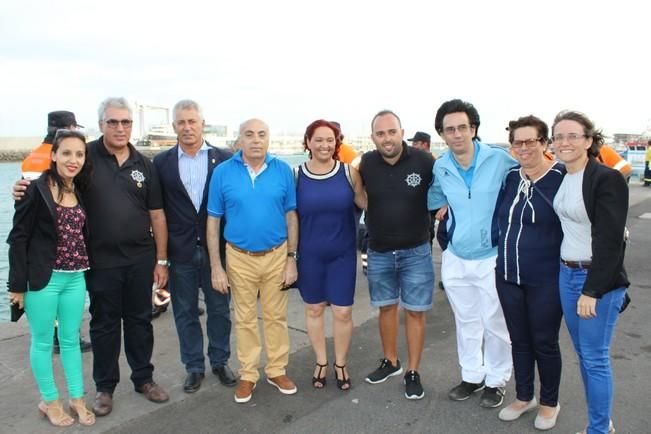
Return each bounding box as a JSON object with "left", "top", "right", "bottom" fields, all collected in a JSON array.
[
  {"left": 360, "top": 110, "right": 435, "bottom": 400},
  {"left": 84, "top": 97, "right": 170, "bottom": 416},
  {"left": 15, "top": 98, "right": 172, "bottom": 415}
]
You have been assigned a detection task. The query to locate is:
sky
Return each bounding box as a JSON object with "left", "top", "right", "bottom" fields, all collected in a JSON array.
[{"left": 1, "top": 0, "right": 649, "bottom": 143}]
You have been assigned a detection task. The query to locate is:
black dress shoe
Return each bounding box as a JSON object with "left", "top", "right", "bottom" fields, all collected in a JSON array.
[
  {"left": 212, "top": 365, "right": 237, "bottom": 387},
  {"left": 183, "top": 372, "right": 205, "bottom": 393}
]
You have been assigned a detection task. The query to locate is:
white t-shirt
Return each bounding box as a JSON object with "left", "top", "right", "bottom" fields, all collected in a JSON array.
[{"left": 553, "top": 169, "right": 592, "bottom": 261}]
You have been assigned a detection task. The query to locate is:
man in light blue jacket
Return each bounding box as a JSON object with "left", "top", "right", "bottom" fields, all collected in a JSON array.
[{"left": 428, "top": 99, "right": 516, "bottom": 409}]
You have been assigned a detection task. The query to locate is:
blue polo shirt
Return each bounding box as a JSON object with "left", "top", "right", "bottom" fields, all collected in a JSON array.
[
  {"left": 207, "top": 150, "right": 296, "bottom": 252},
  {"left": 450, "top": 142, "right": 479, "bottom": 189}
]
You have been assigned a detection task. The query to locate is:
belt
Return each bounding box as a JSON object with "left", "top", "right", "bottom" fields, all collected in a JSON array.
[
  {"left": 561, "top": 259, "right": 592, "bottom": 269},
  {"left": 227, "top": 242, "right": 283, "bottom": 257}
]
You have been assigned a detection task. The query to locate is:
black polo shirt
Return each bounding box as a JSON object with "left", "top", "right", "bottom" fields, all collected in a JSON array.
[
  {"left": 82, "top": 137, "right": 163, "bottom": 269},
  {"left": 360, "top": 144, "right": 433, "bottom": 252}
]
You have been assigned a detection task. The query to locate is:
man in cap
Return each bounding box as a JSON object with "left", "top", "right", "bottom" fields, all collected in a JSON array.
[
  {"left": 21, "top": 110, "right": 92, "bottom": 355},
  {"left": 407, "top": 131, "right": 432, "bottom": 152},
  {"left": 22, "top": 111, "right": 84, "bottom": 179}
]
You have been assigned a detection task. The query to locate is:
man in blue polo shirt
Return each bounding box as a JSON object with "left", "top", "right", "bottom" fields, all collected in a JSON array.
[
  {"left": 206, "top": 118, "right": 298, "bottom": 404},
  {"left": 428, "top": 99, "right": 516, "bottom": 409}
]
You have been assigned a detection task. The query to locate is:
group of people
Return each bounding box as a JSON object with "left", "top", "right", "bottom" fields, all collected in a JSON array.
[{"left": 6, "top": 98, "right": 629, "bottom": 434}]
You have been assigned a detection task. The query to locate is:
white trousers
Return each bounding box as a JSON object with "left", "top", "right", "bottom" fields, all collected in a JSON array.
[{"left": 441, "top": 249, "right": 512, "bottom": 387}]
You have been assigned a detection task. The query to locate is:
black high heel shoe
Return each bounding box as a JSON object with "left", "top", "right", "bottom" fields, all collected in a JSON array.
[
  {"left": 312, "top": 362, "right": 327, "bottom": 389},
  {"left": 334, "top": 363, "right": 351, "bottom": 391}
]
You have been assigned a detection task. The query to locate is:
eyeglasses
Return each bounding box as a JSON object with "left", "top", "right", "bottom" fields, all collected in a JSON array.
[
  {"left": 442, "top": 124, "right": 471, "bottom": 135},
  {"left": 103, "top": 119, "right": 133, "bottom": 128},
  {"left": 551, "top": 133, "right": 587, "bottom": 144},
  {"left": 511, "top": 138, "right": 541, "bottom": 149}
]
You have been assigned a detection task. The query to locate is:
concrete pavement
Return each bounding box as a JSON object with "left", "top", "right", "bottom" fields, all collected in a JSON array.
[{"left": 1, "top": 184, "right": 650, "bottom": 433}]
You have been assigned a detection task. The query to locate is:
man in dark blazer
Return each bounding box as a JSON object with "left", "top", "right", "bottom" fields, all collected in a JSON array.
[{"left": 153, "top": 99, "right": 236, "bottom": 393}]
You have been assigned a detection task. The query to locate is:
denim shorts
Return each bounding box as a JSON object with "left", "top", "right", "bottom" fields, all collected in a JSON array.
[{"left": 367, "top": 242, "right": 435, "bottom": 311}]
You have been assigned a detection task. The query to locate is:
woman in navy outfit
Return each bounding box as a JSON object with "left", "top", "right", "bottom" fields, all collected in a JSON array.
[
  {"left": 552, "top": 111, "right": 629, "bottom": 434},
  {"left": 295, "top": 120, "right": 366, "bottom": 390},
  {"left": 495, "top": 115, "right": 565, "bottom": 430}
]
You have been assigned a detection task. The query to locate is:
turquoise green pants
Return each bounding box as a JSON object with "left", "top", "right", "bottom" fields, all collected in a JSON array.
[{"left": 24, "top": 271, "right": 86, "bottom": 401}]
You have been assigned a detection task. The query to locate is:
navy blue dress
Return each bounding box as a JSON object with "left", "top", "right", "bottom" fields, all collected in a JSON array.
[{"left": 295, "top": 161, "right": 356, "bottom": 306}]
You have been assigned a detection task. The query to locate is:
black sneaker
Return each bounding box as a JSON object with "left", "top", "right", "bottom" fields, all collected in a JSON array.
[
  {"left": 448, "top": 380, "right": 485, "bottom": 401},
  {"left": 404, "top": 370, "right": 424, "bottom": 400},
  {"left": 479, "top": 386, "right": 505, "bottom": 408},
  {"left": 365, "top": 358, "right": 403, "bottom": 384}
]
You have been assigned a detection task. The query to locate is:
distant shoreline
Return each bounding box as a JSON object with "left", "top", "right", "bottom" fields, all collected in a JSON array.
[{"left": 0, "top": 149, "right": 163, "bottom": 162}]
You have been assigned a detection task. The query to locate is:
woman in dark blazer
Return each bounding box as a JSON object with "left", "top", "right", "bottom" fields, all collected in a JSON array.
[
  {"left": 7, "top": 130, "right": 95, "bottom": 427},
  {"left": 551, "top": 111, "right": 629, "bottom": 434}
]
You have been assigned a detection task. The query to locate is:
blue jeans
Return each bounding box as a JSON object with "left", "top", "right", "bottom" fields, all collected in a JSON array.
[
  {"left": 170, "top": 246, "right": 231, "bottom": 373},
  {"left": 367, "top": 242, "right": 434, "bottom": 311},
  {"left": 559, "top": 263, "right": 625, "bottom": 434}
]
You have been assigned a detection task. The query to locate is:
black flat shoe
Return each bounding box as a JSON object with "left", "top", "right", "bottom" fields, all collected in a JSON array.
[
  {"left": 312, "top": 362, "right": 327, "bottom": 389},
  {"left": 212, "top": 365, "right": 237, "bottom": 387},
  {"left": 183, "top": 372, "right": 205, "bottom": 393},
  {"left": 334, "top": 363, "right": 351, "bottom": 391}
]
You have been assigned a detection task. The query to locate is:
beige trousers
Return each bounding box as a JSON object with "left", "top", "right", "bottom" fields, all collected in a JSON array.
[{"left": 226, "top": 243, "right": 289, "bottom": 383}]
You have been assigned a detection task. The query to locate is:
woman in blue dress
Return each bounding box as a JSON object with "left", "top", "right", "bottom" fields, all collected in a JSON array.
[
  {"left": 495, "top": 115, "right": 565, "bottom": 430},
  {"left": 295, "top": 119, "right": 366, "bottom": 390}
]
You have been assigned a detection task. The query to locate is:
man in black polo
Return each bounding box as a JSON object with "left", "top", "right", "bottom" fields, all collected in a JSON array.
[
  {"left": 81, "top": 97, "right": 170, "bottom": 416},
  {"left": 12, "top": 98, "right": 170, "bottom": 415},
  {"left": 360, "top": 110, "right": 435, "bottom": 400}
]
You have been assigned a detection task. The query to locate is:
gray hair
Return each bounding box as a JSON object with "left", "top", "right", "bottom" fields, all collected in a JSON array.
[
  {"left": 173, "top": 99, "right": 204, "bottom": 122},
  {"left": 97, "top": 97, "right": 133, "bottom": 122}
]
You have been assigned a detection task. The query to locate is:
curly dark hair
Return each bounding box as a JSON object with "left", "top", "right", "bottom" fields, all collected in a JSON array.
[
  {"left": 434, "top": 99, "right": 481, "bottom": 140},
  {"left": 506, "top": 115, "right": 549, "bottom": 145}
]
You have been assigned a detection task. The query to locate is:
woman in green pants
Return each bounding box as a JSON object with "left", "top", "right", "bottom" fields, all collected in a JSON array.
[{"left": 7, "top": 129, "right": 95, "bottom": 427}]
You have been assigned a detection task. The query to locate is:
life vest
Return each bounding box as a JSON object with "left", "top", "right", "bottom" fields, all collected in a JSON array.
[
  {"left": 597, "top": 145, "right": 632, "bottom": 178},
  {"left": 21, "top": 142, "right": 52, "bottom": 180}
]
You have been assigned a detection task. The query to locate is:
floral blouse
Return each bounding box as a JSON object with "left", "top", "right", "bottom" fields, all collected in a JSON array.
[{"left": 54, "top": 204, "right": 89, "bottom": 271}]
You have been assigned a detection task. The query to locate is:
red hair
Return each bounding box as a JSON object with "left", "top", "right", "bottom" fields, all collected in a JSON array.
[{"left": 303, "top": 119, "right": 342, "bottom": 160}]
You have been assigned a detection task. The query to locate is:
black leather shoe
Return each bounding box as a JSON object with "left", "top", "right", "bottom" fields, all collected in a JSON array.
[
  {"left": 212, "top": 365, "right": 237, "bottom": 387},
  {"left": 183, "top": 372, "right": 205, "bottom": 393}
]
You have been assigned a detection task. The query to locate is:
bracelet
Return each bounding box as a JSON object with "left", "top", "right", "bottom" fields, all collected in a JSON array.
[{"left": 157, "top": 259, "right": 169, "bottom": 266}]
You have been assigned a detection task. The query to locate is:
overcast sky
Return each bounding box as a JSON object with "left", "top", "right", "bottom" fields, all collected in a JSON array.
[{"left": 1, "top": 0, "right": 649, "bottom": 143}]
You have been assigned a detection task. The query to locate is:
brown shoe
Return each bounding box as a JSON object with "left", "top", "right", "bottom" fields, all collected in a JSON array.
[
  {"left": 267, "top": 375, "right": 297, "bottom": 395},
  {"left": 92, "top": 392, "right": 113, "bottom": 417},
  {"left": 135, "top": 382, "right": 169, "bottom": 403},
  {"left": 234, "top": 380, "right": 256, "bottom": 404}
]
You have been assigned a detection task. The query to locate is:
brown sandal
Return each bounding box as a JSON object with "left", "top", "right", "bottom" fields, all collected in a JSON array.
[
  {"left": 38, "top": 400, "right": 74, "bottom": 427},
  {"left": 69, "top": 398, "right": 96, "bottom": 426}
]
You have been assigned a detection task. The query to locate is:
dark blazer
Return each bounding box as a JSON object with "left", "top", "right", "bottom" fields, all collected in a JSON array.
[
  {"left": 581, "top": 157, "right": 630, "bottom": 298},
  {"left": 153, "top": 142, "right": 232, "bottom": 263},
  {"left": 7, "top": 175, "right": 88, "bottom": 293}
]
